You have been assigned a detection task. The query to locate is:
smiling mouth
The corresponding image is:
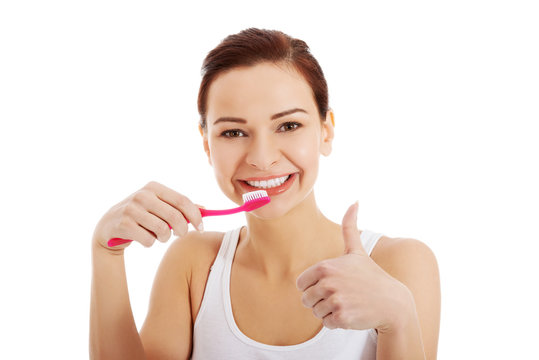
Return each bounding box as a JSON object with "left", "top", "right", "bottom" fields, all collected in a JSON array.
[
  {"left": 240, "top": 173, "right": 297, "bottom": 189},
  {"left": 243, "top": 175, "right": 290, "bottom": 189}
]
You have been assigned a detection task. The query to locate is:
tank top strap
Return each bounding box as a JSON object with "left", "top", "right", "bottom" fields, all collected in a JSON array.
[
  {"left": 360, "top": 229, "right": 384, "bottom": 256},
  {"left": 211, "top": 226, "right": 242, "bottom": 271}
]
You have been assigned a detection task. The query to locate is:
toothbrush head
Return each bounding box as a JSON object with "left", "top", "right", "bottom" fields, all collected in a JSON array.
[{"left": 241, "top": 190, "right": 271, "bottom": 212}]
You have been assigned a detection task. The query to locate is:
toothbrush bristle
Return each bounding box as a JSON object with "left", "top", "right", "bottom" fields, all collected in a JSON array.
[{"left": 242, "top": 190, "right": 269, "bottom": 203}]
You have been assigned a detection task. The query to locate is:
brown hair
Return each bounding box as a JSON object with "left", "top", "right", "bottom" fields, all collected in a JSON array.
[{"left": 197, "top": 28, "right": 329, "bottom": 131}]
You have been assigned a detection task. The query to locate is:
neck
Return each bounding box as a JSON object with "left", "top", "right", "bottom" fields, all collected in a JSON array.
[{"left": 239, "top": 191, "right": 343, "bottom": 281}]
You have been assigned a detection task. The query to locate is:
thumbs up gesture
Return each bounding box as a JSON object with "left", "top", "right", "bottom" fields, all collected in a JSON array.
[{"left": 296, "top": 202, "right": 412, "bottom": 331}]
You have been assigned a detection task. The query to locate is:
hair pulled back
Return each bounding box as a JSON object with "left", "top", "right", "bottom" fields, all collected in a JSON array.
[{"left": 197, "top": 28, "right": 329, "bottom": 131}]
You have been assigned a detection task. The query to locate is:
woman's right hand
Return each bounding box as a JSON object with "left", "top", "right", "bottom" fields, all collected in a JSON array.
[{"left": 92, "top": 181, "right": 204, "bottom": 252}]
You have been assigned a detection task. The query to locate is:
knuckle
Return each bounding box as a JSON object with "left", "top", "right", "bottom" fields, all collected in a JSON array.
[
  {"left": 332, "top": 311, "right": 344, "bottom": 326},
  {"left": 317, "top": 261, "right": 333, "bottom": 277},
  {"left": 319, "top": 279, "right": 336, "bottom": 294},
  {"left": 118, "top": 215, "right": 132, "bottom": 231},
  {"left": 145, "top": 180, "right": 158, "bottom": 190},
  {"left": 170, "top": 212, "right": 187, "bottom": 228},
  {"left": 330, "top": 295, "right": 343, "bottom": 311},
  {"left": 123, "top": 203, "right": 136, "bottom": 217},
  {"left": 173, "top": 194, "right": 189, "bottom": 209},
  {"left": 132, "top": 190, "right": 150, "bottom": 204},
  {"left": 155, "top": 221, "right": 170, "bottom": 236}
]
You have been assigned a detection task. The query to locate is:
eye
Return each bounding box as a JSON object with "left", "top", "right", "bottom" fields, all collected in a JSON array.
[
  {"left": 220, "top": 129, "right": 246, "bottom": 138},
  {"left": 278, "top": 122, "right": 302, "bottom": 132}
]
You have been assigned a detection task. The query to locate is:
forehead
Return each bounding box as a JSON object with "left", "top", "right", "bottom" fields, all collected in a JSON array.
[{"left": 206, "top": 62, "right": 317, "bottom": 121}]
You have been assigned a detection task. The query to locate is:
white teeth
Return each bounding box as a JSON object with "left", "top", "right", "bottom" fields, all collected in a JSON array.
[{"left": 246, "top": 175, "right": 290, "bottom": 188}]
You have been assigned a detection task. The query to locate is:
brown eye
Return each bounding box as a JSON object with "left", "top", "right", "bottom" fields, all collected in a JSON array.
[
  {"left": 279, "top": 122, "right": 301, "bottom": 132},
  {"left": 221, "top": 129, "right": 245, "bottom": 138}
]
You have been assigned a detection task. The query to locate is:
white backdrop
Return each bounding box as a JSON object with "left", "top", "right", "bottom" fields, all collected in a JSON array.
[{"left": 1, "top": 0, "right": 538, "bottom": 358}]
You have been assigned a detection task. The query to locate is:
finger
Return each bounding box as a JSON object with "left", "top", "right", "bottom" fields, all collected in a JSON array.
[
  {"left": 129, "top": 202, "right": 172, "bottom": 243},
  {"left": 312, "top": 298, "right": 333, "bottom": 320},
  {"left": 147, "top": 182, "right": 204, "bottom": 232},
  {"left": 145, "top": 194, "right": 190, "bottom": 237},
  {"left": 322, "top": 312, "right": 341, "bottom": 330},
  {"left": 296, "top": 264, "right": 322, "bottom": 292},
  {"left": 301, "top": 282, "right": 330, "bottom": 308},
  {"left": 342, "top": 201, "right": 367, "bottom": 256},
  {"left": 114, "top": 215, "right": 156, "bottom": 248},
  {"left": 132, "top": 224, "right": 158, "bottom": 247}
]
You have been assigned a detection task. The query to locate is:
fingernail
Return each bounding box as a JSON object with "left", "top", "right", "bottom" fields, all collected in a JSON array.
[{"left": 197, "top": 222, "right": 204, "bottom": 232}]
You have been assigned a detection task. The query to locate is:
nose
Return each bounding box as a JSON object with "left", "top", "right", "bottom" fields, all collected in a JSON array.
[{"left": 245, "top": 134, "right": 280, "bottom": 170}]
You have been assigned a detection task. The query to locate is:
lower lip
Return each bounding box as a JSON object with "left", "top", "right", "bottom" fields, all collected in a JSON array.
[{"left": 240, "top": 173, "right": 298, "bottom": 196}]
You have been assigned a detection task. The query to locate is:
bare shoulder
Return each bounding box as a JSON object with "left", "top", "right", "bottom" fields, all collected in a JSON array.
[
  {"left": 370, "top": 235, "right": 439, "bottom": 277},
  {"left": 168, "top": 229, "right": 225, "bottom": 253},
  {"left": 167, "top": 230, "right": 225, "bottom": 275}
]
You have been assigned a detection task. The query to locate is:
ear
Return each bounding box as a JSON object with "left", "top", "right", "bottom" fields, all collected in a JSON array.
[
  {"left": 199, "top": 124, "right": 212, "bottom": 166},
  {"left": 319, "top": 109, "right": 335, "bottom": 157}
]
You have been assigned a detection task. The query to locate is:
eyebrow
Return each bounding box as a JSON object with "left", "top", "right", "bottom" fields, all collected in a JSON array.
[{"left": 213, "top": 108, "right": 308, "bottom": 125}]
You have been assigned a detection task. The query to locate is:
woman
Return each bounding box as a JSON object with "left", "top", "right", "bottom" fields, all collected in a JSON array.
[{"left": 90, "top": 28, "right": 440, "bottom": 359}]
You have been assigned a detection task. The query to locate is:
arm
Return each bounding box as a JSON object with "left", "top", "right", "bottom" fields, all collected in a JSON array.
[
  {"left": 90, "top": 181, "right": 204, "bottom": 359},
  {"left": 139, "top": 232, "right": 203, "bottom": 359},
  {"left": 90, "top": 233, "right": 196, "bottom": 360},
  {"left": 90, "top": 244, "right": 146, "bottom": 359},
  {"left": 373, "top": 238, "right": 441, "bottom": 360}
]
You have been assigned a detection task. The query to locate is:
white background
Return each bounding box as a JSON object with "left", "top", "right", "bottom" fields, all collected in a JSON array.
[{"left": 1, "top": 0, "right": 538, "bottom": 358}]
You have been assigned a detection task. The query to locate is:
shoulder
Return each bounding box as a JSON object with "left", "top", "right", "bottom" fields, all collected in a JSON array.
[
  {"left": 371, "top": 236, "right": 439, "bottom": 279},
  {"left": 371, "top": 236, "right": 437, "bottom": 269},
  {"left": 371, "top": 235, "right": 439, "bottom": 295},
  {"left": 146, "top": 230, "right": 225, "bottom": 297},
  {"left": 169, "top": 229, "right": 225, "bottom": 252},
  {"left": 165, "top": 230, "right": 225, "bottom": 279}
]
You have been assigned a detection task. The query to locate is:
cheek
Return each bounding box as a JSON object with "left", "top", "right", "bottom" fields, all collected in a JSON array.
[
  {"left": 210, "top": 140, "right": 241, "bottom": 178},
  {"left": 283, "top": 132, "right": 320, "bottom": 172}
]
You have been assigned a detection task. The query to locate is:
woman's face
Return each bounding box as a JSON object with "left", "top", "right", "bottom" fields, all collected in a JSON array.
[{"left": 202, "top": 62, "right": 334, "bottom": 219}]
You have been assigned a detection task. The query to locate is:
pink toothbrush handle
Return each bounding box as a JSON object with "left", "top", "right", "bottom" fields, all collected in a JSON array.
[
  {"left": 178, "top": 207, "right": 240, "bottom": 223},
  {"left": 197, "top": 207, "right": 243, "bottom": 217},
  {"left": 107, "top": 238, "right": 134, "bottom": 247}
]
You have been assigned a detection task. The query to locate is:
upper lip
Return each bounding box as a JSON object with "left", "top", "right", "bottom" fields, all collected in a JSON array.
[{"left": 241, "top": 173, "right": 296, "bottom": 182}]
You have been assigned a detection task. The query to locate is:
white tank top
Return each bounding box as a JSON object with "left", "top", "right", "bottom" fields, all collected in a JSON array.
[{"left": 191, "top": 226, "right": 383, "bottom": 360}]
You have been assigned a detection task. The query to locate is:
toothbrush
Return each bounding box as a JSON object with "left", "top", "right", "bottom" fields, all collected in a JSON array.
[{"left": 107, "top": 190, "right": 271, "bottom": 247}]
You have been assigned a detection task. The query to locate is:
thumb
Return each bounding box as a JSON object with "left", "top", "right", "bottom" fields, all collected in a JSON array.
[{"left": 342, "top": 201, "right": 366, "bottom": 256}]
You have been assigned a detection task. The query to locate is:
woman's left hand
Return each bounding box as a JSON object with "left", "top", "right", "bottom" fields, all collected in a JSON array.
[{"left": 296, "top": 202, "right": 414, "bottom": 332}]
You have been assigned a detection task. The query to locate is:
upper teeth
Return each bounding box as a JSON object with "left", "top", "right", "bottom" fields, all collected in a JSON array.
[{"left": 246, "top": 175, "right": 290, "bottom": 188}]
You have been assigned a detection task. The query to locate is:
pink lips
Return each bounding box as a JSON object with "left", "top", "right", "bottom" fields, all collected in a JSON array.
[{"left": 240, "top": 173, "right": 297, "bottom": 196}]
